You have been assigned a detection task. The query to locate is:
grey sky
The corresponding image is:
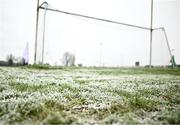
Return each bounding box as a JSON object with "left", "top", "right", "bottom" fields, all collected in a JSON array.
[{"left": 0, "top": 0, "right": 179, "bottom": 66}]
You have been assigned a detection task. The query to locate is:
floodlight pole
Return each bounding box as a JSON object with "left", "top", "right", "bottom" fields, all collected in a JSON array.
[
  {"left": 34, "top": 0, "right": 40, "bottom": 64},
  {"left": 149, "top": 0, "right": 153, "bottom": 67}
]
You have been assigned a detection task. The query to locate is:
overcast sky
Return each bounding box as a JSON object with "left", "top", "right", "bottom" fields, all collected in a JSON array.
[{"left": 0, "top": 0, "right": 180, "bottom": 66}]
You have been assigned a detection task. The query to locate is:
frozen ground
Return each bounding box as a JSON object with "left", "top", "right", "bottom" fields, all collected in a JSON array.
[{"left": 0, "top": 66, "right": 180, "bottom": 124}]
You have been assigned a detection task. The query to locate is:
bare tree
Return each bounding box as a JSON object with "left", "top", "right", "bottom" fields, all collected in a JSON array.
[
  {"left": 62, "top": 52, "right": 75, "bottom": 66},
  {"left": 6, "top": 54, "right": 15, "bottom": 65}
]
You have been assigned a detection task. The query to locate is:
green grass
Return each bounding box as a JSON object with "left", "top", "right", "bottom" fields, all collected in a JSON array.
[
  {"left": 95, "top": 67, "right": 180, "bottom": 76},
  {"left": 0, "top": 66, "right": 180, "bottom": 124},
  {"left": 27, "top": 64, "right": 180, "bottom": 75},
  {"left": 27, "top": 64, "right": 64, "bottom": 70}
]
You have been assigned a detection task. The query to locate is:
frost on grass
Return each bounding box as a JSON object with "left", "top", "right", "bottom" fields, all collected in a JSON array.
[{"left": 0, "top": 67, "right": 180, "bottom": 124}]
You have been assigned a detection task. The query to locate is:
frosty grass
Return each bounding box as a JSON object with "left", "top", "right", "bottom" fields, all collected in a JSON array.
[{"left": 0, "top": 66, "right": 179, "bottom": 124}]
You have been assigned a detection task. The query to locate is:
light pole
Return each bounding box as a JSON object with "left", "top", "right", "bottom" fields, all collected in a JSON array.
[{"left": 99, "top": 42, "right": 103, "bottom": 67}]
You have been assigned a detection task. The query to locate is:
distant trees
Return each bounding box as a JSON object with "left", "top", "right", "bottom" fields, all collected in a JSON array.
[
  {"left": 6, "top": 54, "right": 15, "bottom": 65},
  {"left": 14, "top": 57, "right": 26, "bottom": 65},
  {"left": 62, "top": 52, "right": 75, "bottom": 66},
  {"left": 6, "top": 54, "right": 27, "bottom": 66}
]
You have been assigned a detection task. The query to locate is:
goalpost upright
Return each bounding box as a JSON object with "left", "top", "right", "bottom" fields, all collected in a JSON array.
[
  {"left": 34, "top": 0, "right": 40, "bottom": 64},
  {"left": 149, "top": 0, "right": 153, "bottom": 67}
]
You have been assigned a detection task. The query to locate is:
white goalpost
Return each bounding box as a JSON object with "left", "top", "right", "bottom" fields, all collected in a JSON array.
[{"left": 34, "top": 0, "right": 176, "bottom": 67}]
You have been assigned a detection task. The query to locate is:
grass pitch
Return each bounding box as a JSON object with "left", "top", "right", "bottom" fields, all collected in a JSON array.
[{"left": 0, "top": 66, "right": 180, "bottom": 124}]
